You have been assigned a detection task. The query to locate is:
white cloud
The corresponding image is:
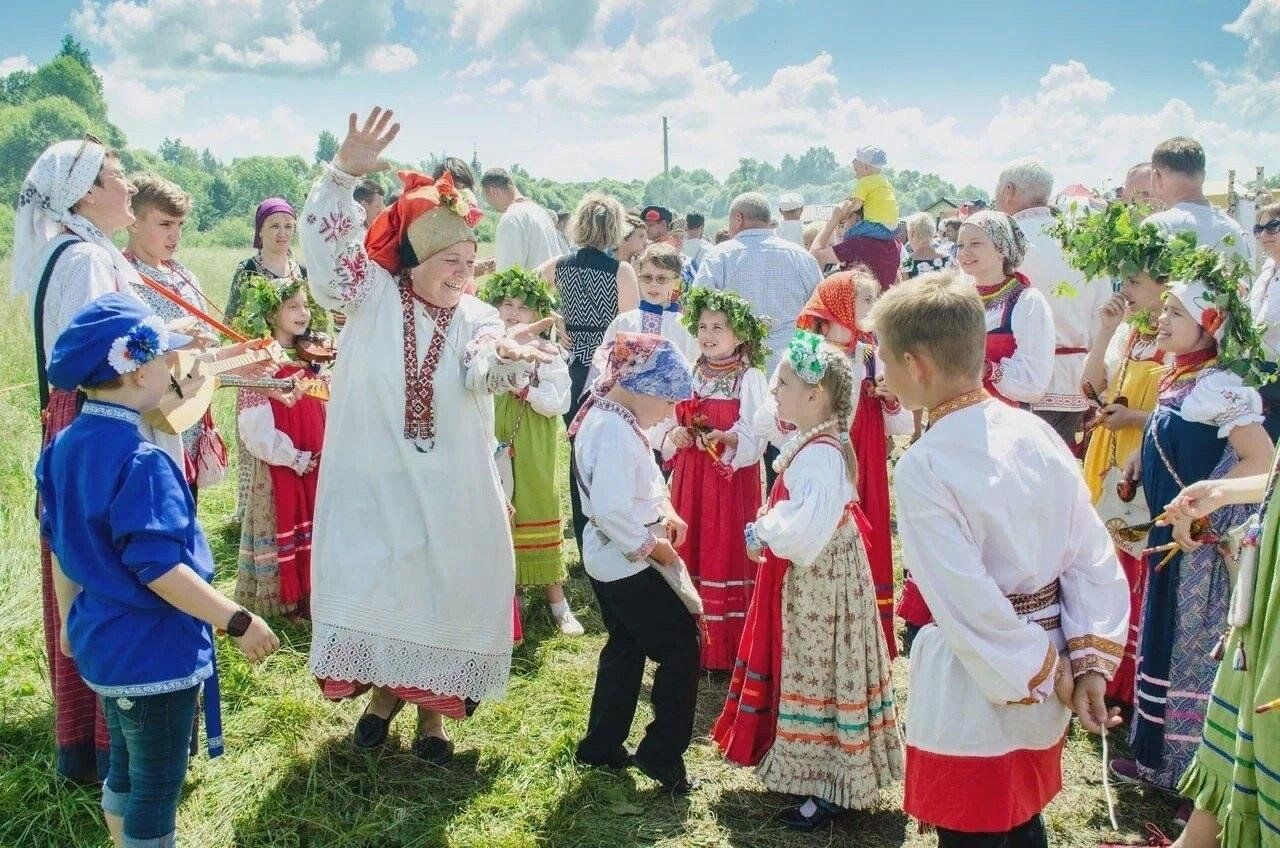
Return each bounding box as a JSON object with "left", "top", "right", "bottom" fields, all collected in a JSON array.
[
  {"left": 100, "top": 63, "right": 194, "bottom": 124},
  {"left": 1200, "top": 0, "right": 1280, "bottom": 118},
  {"left": 366, "top": 44, "right": 419, "bottom": 73},
  {"left": 0, "top": 55, "right": 35, "bottom": 76},
  {"left": 455, "top": 58, "right": 494, "bottom": 79},
  {"left": 179, "top": 106, "right": 314, "bottom": 161},
  {"left": 74, "top": 0, "right": 399, "bottom": 75},
  {"left": 485, "top": 78, "right": 515, "bottom": 95}
]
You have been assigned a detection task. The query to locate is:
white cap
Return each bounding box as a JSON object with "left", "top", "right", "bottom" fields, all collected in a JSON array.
[
  {"left": 778, "top": 192, "right": 805, "bottom": 212},
  {"left": 854, "top": 146, "right": 888, "bottom": 168}
]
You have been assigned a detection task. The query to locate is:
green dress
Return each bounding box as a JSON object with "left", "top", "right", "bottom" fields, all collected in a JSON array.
[
  {"left": 496, "top": 386, "right": 566, "bottom": 588},
  {"left": 1179, "top": 450, "right": 1280, "bottom": 848}
]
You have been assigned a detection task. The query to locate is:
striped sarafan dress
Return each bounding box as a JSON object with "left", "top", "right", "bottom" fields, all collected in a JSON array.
[
  {"left": 1179, "top": 445, "right": 1280, "bottom": 848},
  {"left": 495, "top": 356, "right": 572, "bottom": 587}
]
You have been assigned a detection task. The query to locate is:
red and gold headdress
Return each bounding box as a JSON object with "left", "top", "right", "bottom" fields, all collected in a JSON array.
[{"left": 364, "top": 170, "right": 484, "bottom": 275}]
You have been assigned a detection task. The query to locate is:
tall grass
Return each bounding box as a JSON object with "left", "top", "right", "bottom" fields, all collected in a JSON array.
[{"left": 0, "top": 247, "right": 1180, "bottom": 846}]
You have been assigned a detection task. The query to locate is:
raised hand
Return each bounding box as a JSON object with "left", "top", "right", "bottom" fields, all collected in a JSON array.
[
  {"left": 334, "top": 107, "right": 401, "bottom": 177},
  {"left": 496, "top": 317, "right": 558, "bottom": 364}
]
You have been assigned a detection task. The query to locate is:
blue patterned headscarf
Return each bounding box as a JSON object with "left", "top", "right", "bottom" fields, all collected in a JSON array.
[{"left": 567, "top": 332, "right": 693, "bottom": 435}]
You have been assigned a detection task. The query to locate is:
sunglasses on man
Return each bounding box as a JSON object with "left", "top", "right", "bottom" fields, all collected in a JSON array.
[{"left": 1254, "top": 219, "right": 1280, "bottom": 236}]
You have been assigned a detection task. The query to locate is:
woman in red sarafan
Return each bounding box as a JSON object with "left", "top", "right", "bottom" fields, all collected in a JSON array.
[
  {"left": 793, "top": 269, "right": 914, "bottom": 658},
  {"left": 653, "top": 287, "right": 770, "bottom": 670}
]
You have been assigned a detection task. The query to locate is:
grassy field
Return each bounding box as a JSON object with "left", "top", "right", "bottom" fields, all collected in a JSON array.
[{"left": 0, "top": 246, "right": 1182, "bottom": 847}]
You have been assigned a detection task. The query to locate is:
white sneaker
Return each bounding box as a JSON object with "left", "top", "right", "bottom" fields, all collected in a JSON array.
[{"left": 555, "top": 608, "right": 585, "bottom": 636}]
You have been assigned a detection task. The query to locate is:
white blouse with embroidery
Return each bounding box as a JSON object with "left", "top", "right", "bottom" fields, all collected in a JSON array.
[
  {"left": 894, "top": 399, "right": 1129, "bottom": 761},
  {"left": 504, "top": 355, "right": 572, "bottom": 418},
  {"left": 236, "top": 390, "right": 312, "bottom": 475},
  {"left": 574, "top": 400, "right": 668, "bottom": 583},
  {"left": 651, "top": 364, "right": 770, "bottom": 469},
  {"left": 754, "top": 438, "right": 853, "bottom": 567},
  {"left": 1179, "top": 369, "right": 1266, "bottom": 438},
  {"left": 985, "top": 286, "right": 1055, "bottom": 404},
  {"left": 300, "top": 164, "right": 531, "bottom": 701}
]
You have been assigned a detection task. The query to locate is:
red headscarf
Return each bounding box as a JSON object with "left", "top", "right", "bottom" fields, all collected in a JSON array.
[
  {"left": 797, "top": 271, "right": 858, "bottom": 334},
  {"left": 364, "top": 170, "right": 484, "bottom": 275}
]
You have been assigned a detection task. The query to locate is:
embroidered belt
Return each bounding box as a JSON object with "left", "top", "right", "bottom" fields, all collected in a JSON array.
[
  {"left": 1006, "top": 580, "right": 1060, "bottom": 616},
  {"left": 1054, "top": 346, "right": 1088, "bottom": 355}
]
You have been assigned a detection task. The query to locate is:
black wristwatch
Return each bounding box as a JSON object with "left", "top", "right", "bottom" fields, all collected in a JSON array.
[{"left": 226, "top": 608, "right": 252, "bottom": 638}]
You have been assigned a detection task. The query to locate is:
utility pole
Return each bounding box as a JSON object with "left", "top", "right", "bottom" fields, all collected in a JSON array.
[{"left": 662, "top": 116, "right": 669, "bottom": 178}]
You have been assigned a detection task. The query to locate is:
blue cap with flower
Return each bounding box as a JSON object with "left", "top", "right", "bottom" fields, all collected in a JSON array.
[{"left": 48, "top": 293, "right": 191, "bottom": 390}]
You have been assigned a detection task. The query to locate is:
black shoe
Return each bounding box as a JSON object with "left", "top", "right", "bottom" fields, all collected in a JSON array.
[
  {"left": 779, "top": 797, "right": 843, "bottom": 831},
  {"left": 411, "top": 735, "right": 455, "bottom": 765},
  {"left": 575, "top": 746, "right": 635, "bottom": 770},
  {"left": 464, "top": 698, "right": 481, "bottom": 717},
  {"left": 633, "top": 756, "right": 698, "bottom": 795},
  {"left": 353, "top": 699, "right": 404, "bottom": 749}
]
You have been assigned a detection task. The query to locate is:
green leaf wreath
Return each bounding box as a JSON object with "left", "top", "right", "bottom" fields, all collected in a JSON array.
[
  {"left": 476, "top": 266, "right": 559, "bottom": 316},
  {"left": 231, "top": 273, "right": 331, "bottom": 340},
  {"left": 680, "top": 286, "right": 770, "bottom": 370},
  {"left": 1047, "top": 200, "right": 1198, "bottom": 283},
  {"left": 1167, "top": 243, "right": 1274, "bottom": 388}
]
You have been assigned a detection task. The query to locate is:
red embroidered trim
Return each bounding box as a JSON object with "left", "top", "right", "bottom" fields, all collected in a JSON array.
[{"left": 400, "top": 284, "right": 456, "bottom": 441}]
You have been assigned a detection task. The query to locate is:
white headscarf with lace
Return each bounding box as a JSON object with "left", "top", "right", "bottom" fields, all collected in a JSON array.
[{"left": 11, "top": 138, "right": 141, "bottom": 299}]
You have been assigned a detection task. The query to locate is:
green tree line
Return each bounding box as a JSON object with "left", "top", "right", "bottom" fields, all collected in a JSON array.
[{"left": 2, "top": 39, "right": 990, "bottom": 258}]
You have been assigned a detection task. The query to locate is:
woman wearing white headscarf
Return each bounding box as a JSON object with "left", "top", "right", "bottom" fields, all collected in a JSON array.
[
  {"left": 13, "top": 136, "right": 145, "bottom": 782},
  {"left": 954, "top": 210, "right": 1054, "bottom": 408}
]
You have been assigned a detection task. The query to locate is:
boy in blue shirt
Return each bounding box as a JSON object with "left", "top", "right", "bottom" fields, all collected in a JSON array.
[{"left": 38, "top": 293, "right": 279, "bottom": 848}]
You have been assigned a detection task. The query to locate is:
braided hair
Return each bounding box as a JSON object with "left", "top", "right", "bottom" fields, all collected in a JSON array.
[{"left": 815, "top": 340, "right": 859, "bottom": 488}]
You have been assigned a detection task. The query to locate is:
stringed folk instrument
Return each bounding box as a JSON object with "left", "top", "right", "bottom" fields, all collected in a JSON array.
[
  {"left": 144, "top": 340, "right": 288, "bottom": 434},
  {"left": 218, "top": 373, "right": 331, "bottom": 403}
]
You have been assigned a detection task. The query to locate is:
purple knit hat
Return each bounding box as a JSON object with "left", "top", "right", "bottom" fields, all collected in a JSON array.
[{"left": 253, "top": 197, "right": 296, "bottom": 249}]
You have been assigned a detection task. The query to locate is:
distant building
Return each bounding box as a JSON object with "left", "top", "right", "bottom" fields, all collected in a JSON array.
[{"left": 921, "top": 197, "right": 961, "bottom": 218}]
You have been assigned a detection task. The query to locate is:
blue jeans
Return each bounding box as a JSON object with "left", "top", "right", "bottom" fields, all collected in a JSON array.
[
  {"left": 842, "top": 220, "right": 895, "bottom": 241},
  {"left": 101, "top": 686, "right": 199, "bottom": 848}
]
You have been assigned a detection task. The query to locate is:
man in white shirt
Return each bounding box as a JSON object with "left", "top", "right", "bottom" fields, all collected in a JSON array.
[
  {"left": 480, "top": 168, "right": 564, "bottom": 272},
  {"left": 776, "top": 192, "right": 806, "bottom": 245},
  {"left": 995, "top": 157, "right": 1110, "bottom": 446},
  {"left": 681, "top": 213, "right": 711, "bottom": 266},
  {"left": 1144, "top": 137, "right": 1253, "bottom": 264}
]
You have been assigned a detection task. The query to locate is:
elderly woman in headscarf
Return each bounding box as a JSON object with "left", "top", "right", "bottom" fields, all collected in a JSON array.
[
  {"left": 300, "top": 108, "right": 553, "bottom": 764},
  {"left": 12, "top": 135, "right": 142, "bottom": 783},
  {"left": 226, "top": 197, "right": 307, "bottom": 319},
  {"left": 954, "top": 210, "right": 1054, "bottom": 408}
]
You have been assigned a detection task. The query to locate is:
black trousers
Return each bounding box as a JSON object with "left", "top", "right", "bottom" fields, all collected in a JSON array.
[
  {"left": 565, "top": 359, "right": 591, "bottom": 557},
  {"left": 577, "top": 569, "right": 700, "bottom": 774},
  {"left": 936, "top": 814, "right": 1047, "bottom": 848}
]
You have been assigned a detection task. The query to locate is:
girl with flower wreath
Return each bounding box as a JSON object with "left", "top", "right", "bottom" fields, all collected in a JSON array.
[
  {"left": 712, "top": 330, "right": 903, "bottom": 831},
  {"left": 477, "top": 267, "right": 584, "bottom": 636},
  {"left": 794, "top": 269, "right": 914, "bottom": 657},
  {"left": 1063, "top": 203, "right": 1181, "bottom": 706},
  {"left": 232, "top": 274, "right": 332, "bottom": 619},
  {"left": 1110, "top": 252, "right": 1274, "bottom": 814},
  {"left": 652, "top": 286, "right": 769, "bottom": 670}
]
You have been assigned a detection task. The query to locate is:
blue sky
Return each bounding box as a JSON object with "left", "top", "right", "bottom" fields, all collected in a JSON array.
[{"left": 2, "top": 0, "right": 1277, "bottom": 192}]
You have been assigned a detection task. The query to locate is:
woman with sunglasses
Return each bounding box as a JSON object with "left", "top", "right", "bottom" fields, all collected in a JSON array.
[{"left": 1249, "top": 202, "right": 1280, "bottom": 439}]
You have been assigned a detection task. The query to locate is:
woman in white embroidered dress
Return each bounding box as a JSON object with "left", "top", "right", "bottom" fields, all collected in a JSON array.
[{"left": 302, "top": 108, "right": 552, "bottom": 763}]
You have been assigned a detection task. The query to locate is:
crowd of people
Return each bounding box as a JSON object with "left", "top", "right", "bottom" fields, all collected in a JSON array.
[{"left": 14, "top": 106, "right": 1280, "bottom": 848}]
